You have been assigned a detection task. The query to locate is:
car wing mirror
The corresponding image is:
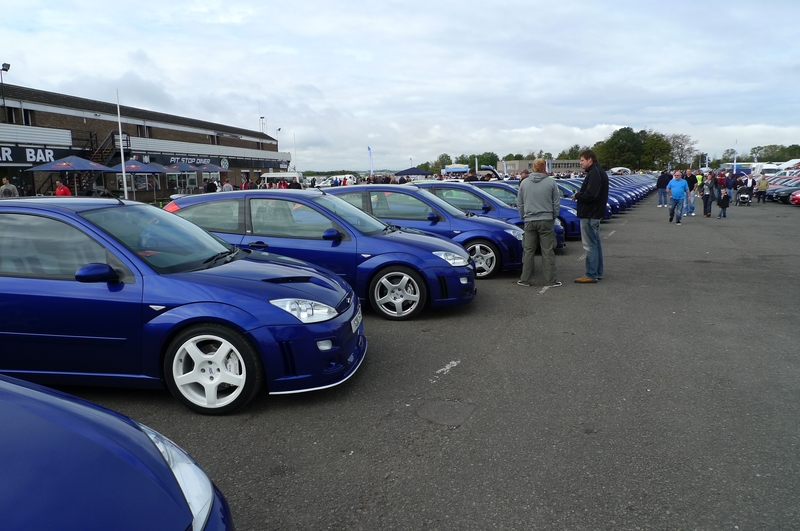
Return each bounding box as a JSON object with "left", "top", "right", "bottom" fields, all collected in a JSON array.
[
  {"left": 427, "top": 212, "right": 440, "bottom": 222},
  {"left": 75, "top": 263, "right": 120, "bottom": 283},
  {"left": 481, "top": 204, "right": 491, "bottom": 212},
  {"left": 322, "top": 228, "right": 342, "bottom": 241}
]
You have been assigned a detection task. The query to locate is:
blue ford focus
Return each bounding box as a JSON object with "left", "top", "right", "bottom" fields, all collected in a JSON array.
[
  {"left": 419, "top": 180, "right": 573, "bottom": 241},
  {"left": 326, "top": 184, "right": 525, "bottom": 278},
  {"left": 0, "top": 374, "right": 234, "bottom": 530},
  {"left": 164, "top": 189, "right": 476, "bottom": 320},
  {"left": 0, "top": 197, "right": 366, "bottom": 415}
]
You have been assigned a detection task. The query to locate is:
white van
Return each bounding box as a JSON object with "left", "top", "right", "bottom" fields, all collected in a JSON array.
[{"left": 258, "top": 171, "right": 305, "bottom": 188}]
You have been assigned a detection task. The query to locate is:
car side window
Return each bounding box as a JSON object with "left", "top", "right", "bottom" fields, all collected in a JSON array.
[
  {"left": 334, "top": 192, "right": 365, "bottom": 210},
  {"left": 0, "top": 213, "right": 130, "bottom": 281},
  {"left": 483, "top": 187, "right": 517, "bottom": 207},
  {"left": 368, "top": 191, "right": 433, "bottom": 220},
  {"left": 432, "top": 188, "right": 487, "bottom": 210},
  {"left": 173, "top": 199, "right": 244, "bottom": 233},
  {"left": 249, "top": 199, "right": 334, "bottom": 239}
]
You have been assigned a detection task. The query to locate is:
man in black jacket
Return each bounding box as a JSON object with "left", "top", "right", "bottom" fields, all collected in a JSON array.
[
  {"left": 573, "top": 150, "right": 609, "bottom": 284},
  {"left": 656, "top": 170, "right": 671, "bottom": 207}
]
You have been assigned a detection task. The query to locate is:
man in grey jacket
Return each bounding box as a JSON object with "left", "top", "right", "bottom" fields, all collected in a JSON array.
[{"left": 516, "top": 159, "right": 562, "bottom": 288}]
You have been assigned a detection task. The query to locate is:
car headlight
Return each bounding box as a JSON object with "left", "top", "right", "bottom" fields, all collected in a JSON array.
[
  {"left": 505, "top": 228, "right": 524, "bottom": 240},
  {"left": 138, "top": 423, "right": 214, "bottom": 531},
  {"left": 433, "top": 251, "right": 469, "bottom": 266},
  {"left": 270, "top": 298, "right": 338, "bottom": 323}
]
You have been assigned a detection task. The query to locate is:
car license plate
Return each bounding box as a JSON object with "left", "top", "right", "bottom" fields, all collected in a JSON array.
[{"left": 350, "top": 305, "right": 362, "bottom": 333}]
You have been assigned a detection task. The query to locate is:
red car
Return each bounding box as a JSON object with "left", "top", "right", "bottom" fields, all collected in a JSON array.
[{"left": 789, "top": 189, "right": 800, "bottom": 205}]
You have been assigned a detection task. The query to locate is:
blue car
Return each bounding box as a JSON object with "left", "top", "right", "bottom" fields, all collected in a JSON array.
[
  {"left": 413, "top": 181, "right": 568, "bottom": 246},
  {"left": 325, "top": 184, "right": 525, "bottom": 278},
  {"left": 0, "top": 197, "right": 366, "bottom": 414},
  {"left": 165, "top": 189, "right": 476, "bottom": 320},
  {"left": 467, "top": 180, "right": 582, "bottom": 238},
  {"left": 0, "top": 374, "right": 234, "bottom": 530}
]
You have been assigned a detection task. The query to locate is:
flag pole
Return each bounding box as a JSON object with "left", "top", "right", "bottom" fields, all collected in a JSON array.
[{"left": 116, "top": 89, "right": 128, "bottom": 200}]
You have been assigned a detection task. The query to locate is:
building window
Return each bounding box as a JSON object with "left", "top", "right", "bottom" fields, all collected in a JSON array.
[{"left": 22, "top": 109, "right": 33, "bottom": 125}]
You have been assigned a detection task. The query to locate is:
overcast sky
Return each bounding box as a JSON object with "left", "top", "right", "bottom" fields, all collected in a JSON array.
[{"left": 2, "top": 0, "right": 799, "bottom": 170}]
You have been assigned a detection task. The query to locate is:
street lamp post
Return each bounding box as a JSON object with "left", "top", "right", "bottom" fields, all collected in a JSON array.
[
  {"left": 276, "top": 127, "right": 281, "bottom": 145},
  {"left": 1, "top": 63, "right": 10, "bottom": 122}
]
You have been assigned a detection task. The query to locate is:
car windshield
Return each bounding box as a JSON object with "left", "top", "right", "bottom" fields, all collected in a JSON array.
[
  {"left": 311, "top": 194, "right": 387, "bottom": 235},
  {"left": 416, "top": 188, "right": 470, "bottom": 217},
  {"left": 81, "top": 204, "right": 232, "bottom": 274}
]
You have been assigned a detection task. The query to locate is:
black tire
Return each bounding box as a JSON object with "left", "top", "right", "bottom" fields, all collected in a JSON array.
[
  {"left": 164, "top": 323, "right": 264, "bottom": 415},
  {"left": 368, "top": 265, "right": 427, "bottom": 320},
  {"left": 466, "top": 239, "right": 501, "bottom": 278}
]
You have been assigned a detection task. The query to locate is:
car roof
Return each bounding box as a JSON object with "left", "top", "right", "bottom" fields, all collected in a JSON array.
[
  {"left": 0, "top": 196, "right": 139, "bottom": 213},
  {"left": 171, "top": 188, "right": 329, "bottom": 203}
]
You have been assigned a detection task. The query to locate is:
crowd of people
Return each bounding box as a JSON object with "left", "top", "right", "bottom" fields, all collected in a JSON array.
[{"left": 656, "top": 169, "right": 769, "bottom": 221}]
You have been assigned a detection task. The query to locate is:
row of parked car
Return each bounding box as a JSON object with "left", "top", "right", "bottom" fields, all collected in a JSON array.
[
  {"left": 763, "top": 173, "right": 800, "bottom": 204},
  {"left": 0, "top": 173, "right": 655, "bottom": 529}
]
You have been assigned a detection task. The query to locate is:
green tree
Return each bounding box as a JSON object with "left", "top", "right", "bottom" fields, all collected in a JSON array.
[
  {"left": 668, "top": 133, "right": 698, "bottom": 167},
  {"left": 640, "top": 131, "right": 672, "bottom": 170},
  {"left": 556, "top": 144, "right": 584, "bottom": 160},
  {"left": 454, "top": 154, "right": 471, "bottom": 165},
  {"left": 476, "top": 152, "right": 499, "bottom": 169},
  {"left": 599, "top": 127, "right": 643, "bottom": 169}
]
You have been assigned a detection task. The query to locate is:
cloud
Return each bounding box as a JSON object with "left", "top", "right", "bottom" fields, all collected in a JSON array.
[{"left": 1, "top": 0, "right": 799, "bottom": 170}]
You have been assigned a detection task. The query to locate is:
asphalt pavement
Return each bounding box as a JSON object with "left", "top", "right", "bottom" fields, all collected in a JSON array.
[{"left": 70, "top": 194, "right": 800, "bottom": 530}]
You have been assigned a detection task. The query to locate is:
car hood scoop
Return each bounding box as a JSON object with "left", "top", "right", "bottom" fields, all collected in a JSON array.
[{"left": 262, "top": 276, "right": 340, "bottom": 290}]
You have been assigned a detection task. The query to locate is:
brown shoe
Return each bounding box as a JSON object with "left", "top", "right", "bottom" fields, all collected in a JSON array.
[{"left": 574, "top": 276, "right": 598, "bottom": 283}]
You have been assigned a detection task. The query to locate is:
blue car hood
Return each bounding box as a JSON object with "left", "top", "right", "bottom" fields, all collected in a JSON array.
[
  {"left": 169, "top": 252, "right": 350, "bottom": 308},
  {"left": 458, "top": 213, "right": 520, "bottom": 231},
  {"left": 0, "top": 376, "right": 192, "bottom": 531},
  {"left": 380, "top": 228, "right": 469, "bottom": 255}
]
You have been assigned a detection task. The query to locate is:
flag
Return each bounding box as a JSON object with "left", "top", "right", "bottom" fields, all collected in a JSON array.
[{"left": 368, "top": 146, "right": 374, "bottom": 177}]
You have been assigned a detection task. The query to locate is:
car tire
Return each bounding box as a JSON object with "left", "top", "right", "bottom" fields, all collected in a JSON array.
[
  {"left": 466, "top": 239, "right": 500, "bottom": 278},
  {"left": 164, "top": 324, "right": 264, "bottom": 415},
  {"left": 368, "top": 266, "right": 427, "bottom": 320}
]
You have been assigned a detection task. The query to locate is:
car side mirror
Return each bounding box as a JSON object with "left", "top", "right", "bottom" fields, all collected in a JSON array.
[
  {"left": 75, "top": 263, "right": 120, "bottom": 283},
  {"left": 427, "top": 212, "right": 440, "bottom": 222},
  {"left": 322, "top": 228, "right": 342, "bottom": 241},
  {"left": 481, "top": 204, "right": 491, "bottom": 212}
]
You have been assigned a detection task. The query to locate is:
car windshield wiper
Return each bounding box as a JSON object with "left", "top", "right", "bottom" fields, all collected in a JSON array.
[
  {"left": 202, "top": 247, "right": 239, "bottom": 266},
  {"left": 382, "top": 223, "right": 400, "bottom": 233}
]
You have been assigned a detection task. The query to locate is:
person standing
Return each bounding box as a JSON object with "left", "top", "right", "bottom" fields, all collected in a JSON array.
[
  {"left": 221, "top": 179, "right": 233, "bottom": 192},
  {"left": 573, "top": 150, "right": 609, "bottom": 284},
  {"left": 288, "top": 177, "right": 302, "bottom": 190},
  {"left": 717, "top": 189, "right": 730, "bottom": 219},
  {"left": 55, "top": 180, "right": 72, "bottom": 196},
  {"left": 683, "top": 171, "right": 697, "bottom": 216},
  {"left": 464, "top": 169, "right": 478, "bottom": 182},
  {"left": 666, "top": 171, "right": 689, "bottom": 225},
  {"left": 756, "top": 173, "right": 770, "bottom": 203},
  {"left": 701, "top": 173, "right": 715, "bottom": 217},
  {"left": 1, "top": 177, "right": 19, "bottom": 198},
  {"left": 516, "top": 162, "right": 562, "bottom": 288},
  {"left": 656, "top": 170, "right": 671, "bottom": 207}
]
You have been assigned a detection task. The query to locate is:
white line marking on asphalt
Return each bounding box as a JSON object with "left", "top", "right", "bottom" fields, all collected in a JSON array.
[
  {"left": 606, "top": 230, "right": 616, "bottom": 238},
  {"left": 538, "top": 286, "right": 549, "bottom": 295},
  {"left": 578, "top": 254, "right": 586, "bottom": 261},
  {"left": 430, "top": 360, "right": 461, "bottom": 383}
]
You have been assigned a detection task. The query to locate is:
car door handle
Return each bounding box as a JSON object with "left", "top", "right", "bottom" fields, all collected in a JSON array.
[{"left": 248, "top": 241, "right": 269, "bottom": 249}]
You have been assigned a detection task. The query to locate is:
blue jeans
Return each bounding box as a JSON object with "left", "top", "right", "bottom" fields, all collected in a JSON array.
[
  {"left": 668, "top": 197, "right": 683, "bottom": 222},
  {"left": 684, "top": 191, "right": 695, "bottom": 215},
  {"left": 657, "top": 189, "right": 668, "bottom": 206},
  {"left": 580, "top": 218, "right": 603, "bottom": 280},
  {"left": 718, "top": 207, "right": 727, "bottom": 218}
]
